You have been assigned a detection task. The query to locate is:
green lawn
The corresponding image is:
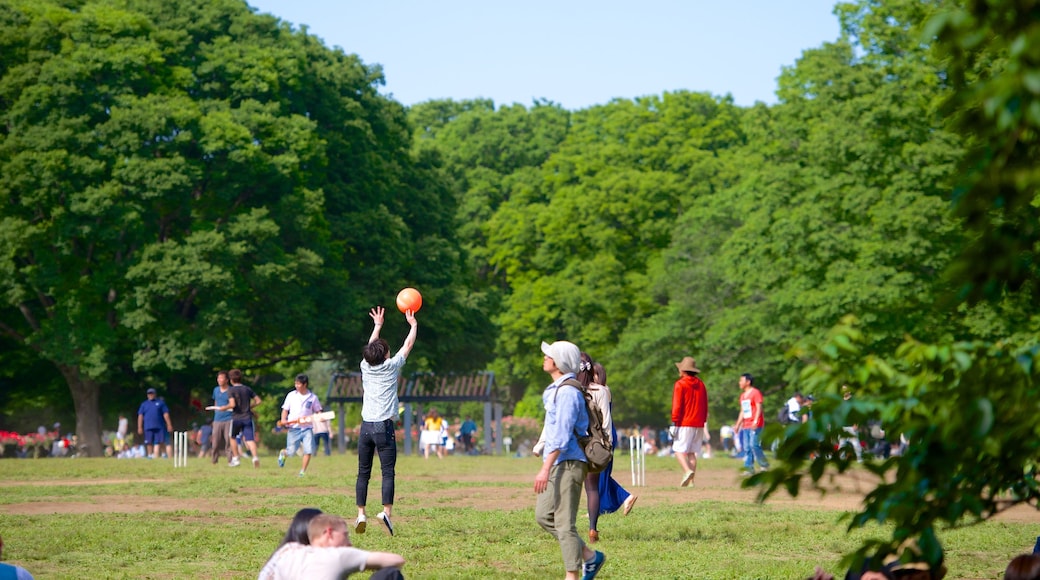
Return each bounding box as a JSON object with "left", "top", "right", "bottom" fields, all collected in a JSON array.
[{"left": 0, "top": 452, "right": 1036, "bottom": 579}]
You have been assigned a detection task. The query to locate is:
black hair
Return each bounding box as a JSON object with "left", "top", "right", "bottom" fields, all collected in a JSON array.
[
  {"left": 295, "top": 374, "right": 309, "bottom": 386},
  {"left": 741, "top": 373, "right": 754, "bottom": 385},
  {"left": 577, "top": 352, "right": 595, "bottom": 388},
  {"left": 593, "top": 362, "right": 607, "bottom": 386},
  {"left": 279, "top": 507, "right": 323, "bottom": 548},
  {"left": 363, "top": 339, "right": 390, "bottom": 366}
]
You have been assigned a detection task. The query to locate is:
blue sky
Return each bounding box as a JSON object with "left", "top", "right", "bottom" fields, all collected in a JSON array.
[{"left": 246, "top": 1, "right": 843, "bottom": 110}]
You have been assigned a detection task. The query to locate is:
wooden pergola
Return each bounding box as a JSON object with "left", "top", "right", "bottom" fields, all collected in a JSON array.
[{"left": 325, "top": 371, "right": 503, "bottom": 456}]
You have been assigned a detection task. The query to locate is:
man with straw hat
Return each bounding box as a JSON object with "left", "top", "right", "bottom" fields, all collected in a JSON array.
[{"left": 670, "top": 356, "right": 709, "bottom": 487}]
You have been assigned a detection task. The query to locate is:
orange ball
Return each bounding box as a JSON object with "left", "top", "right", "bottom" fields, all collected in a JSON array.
[{"left": 396, "top": 287, "right": 422, "bottom": 313}]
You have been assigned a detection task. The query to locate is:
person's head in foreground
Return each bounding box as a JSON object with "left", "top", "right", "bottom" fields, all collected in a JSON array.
[{"left": 844, "top": 539, "right": 946, "bottom": 580}]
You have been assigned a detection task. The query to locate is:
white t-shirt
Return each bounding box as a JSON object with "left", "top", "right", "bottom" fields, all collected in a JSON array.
[
  {"left": 785, "top": 397, "right": 801, "bottom": 423},
  {"left": 281, "top": 390, "right": 322, "bottom": 430},
  {"left": 258, "top": 542, "right": 371, "bottom": 580},
  {"left": 360, "top": 353, "right": 406, "bottom": 422}
]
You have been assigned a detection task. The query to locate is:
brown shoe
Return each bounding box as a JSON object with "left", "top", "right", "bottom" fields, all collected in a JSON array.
[
  {"left": 622, "top": 495, "right": 637, "bottom": 516},
  {"left": 588, "top": 529, "right": 599, "bottom": 544}
]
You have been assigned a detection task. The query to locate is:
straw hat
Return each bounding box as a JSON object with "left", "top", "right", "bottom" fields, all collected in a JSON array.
[{"left": 675, "top": 357, "right": 700, "bottom": 374}]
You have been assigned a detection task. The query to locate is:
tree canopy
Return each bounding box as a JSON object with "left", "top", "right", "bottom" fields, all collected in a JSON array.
[
  {"left": 2, "top": 0, "right": 1038, "bottom": 568},
  {"left": 0, "top": 0, "right": 487, "bottom": 455}
]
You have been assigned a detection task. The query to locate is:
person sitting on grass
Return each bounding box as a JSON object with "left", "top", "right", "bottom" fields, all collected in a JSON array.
[
  {"left": 259, "top": 513, "right": 405, "bottom": 580},
  {"left": 258, "top": 507, "right": 323, "bottom": 579}
]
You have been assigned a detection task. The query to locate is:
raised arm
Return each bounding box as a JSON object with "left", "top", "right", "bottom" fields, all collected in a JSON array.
[
  {"left": 395, "top": 309, "right": 418, "bottom": 359},
  {"left": 368, "top": 306, "right": 385, "bottom": 344}
]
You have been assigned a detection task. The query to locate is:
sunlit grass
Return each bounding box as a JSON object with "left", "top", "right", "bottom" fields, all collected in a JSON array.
[{"left": 0, "top": 453, "right": 1036, "bottom": 578}]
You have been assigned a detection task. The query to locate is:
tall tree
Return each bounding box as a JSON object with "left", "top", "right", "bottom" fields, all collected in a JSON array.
[
  {"left": 484, "top": 92, "right": 746, "bottom": 416},
  {"left": 630, "top": 0, "right": 965, "bottom": 424},
  {"left": 758, "top": 0, "right": 1040, "bottom": 571},
  {"left": 0, "top": 0, "right": 480, "bottom": 455}
]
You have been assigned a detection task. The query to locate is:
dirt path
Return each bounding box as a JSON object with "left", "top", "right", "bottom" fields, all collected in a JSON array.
[{"left": 2, "top": 468, "right": 1037, "bottom": 523}]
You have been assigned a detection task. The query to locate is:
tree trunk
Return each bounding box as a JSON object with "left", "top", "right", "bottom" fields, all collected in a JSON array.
[
  {"left": 164, "top": 372, "right": 195, "bottom": 430},
  {"left": 57, "top": 364, "right": 104, "bottom": 457}
]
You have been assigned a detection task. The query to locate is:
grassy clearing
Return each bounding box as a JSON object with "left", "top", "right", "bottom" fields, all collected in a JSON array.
[{"left": 0, "top": 452, "right": 1036, "bottom": 579}]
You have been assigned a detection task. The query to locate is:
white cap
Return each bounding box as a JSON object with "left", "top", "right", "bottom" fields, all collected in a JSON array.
[{"left": 540, "top": 340, "right": 581, "bottom": 375}]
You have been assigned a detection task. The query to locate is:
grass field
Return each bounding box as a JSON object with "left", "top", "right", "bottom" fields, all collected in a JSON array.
[{"left": 0, "top": 450, "right": 1037, "bottom": 579}]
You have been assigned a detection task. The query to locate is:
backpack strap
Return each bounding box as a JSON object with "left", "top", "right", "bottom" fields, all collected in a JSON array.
[
  {"left": 556, "top": 379, "right": 590, "bottom": 439},
  {"left": 552, "top": 378, "right": 584, "bottom": 402}
]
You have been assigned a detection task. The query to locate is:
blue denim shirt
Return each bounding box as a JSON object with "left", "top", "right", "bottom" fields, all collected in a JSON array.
[{"left": 541, "top": 373, "right": 589, "bottom": 466}]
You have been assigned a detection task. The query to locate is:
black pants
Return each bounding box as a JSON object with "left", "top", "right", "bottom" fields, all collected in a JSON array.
[
  {"left": 371, "top": 567, "right": 405, "bottom": 580},
  {"left": 356, "top": 419, "right": 397, "bottom": 507}
]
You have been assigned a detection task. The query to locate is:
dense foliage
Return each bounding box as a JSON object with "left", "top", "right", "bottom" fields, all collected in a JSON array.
[
  {"left": 0, "top": 0, "right": 487, "bottom": 455},
  {"left": 1, "top": 0, "right": 1037, "bottom": 566}
]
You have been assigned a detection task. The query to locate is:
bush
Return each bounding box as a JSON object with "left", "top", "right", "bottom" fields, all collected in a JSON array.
[{"left": 501, "top": 416, "right": 541, "bottom": 445}]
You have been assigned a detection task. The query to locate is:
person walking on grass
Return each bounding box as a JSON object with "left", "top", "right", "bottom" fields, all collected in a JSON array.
[
  {"left": 460, "top": 416, "right": 477, "bottom": 454},
  {"left": 354, "top": 305, "right": 417, "bottom": 537},
  {"left": 581, "top": 355, "right": 637, "bottom": 544},
  {"left": 209, "top": 370, "right": 238, "bottom": 466},
  {"left": 313, "top": 412, "right": 332, "bottom": 456},
  {"left": 227, "top": 368, "right": 262, "bottom": 468},
  {"left": 534, "top": 340, "right": 606, "bottom": 580},
  {"left": 670, "top": 356, "right": 709, "bottom": 487},
  {"left": 278, "top": 374, "right": 322, "bottom": 477},
  {"left": 737, "top": 372, "right": 769, "bottom": 475},
  {"left": 421, "top": 409, "right": 446, "bottom": 459}
]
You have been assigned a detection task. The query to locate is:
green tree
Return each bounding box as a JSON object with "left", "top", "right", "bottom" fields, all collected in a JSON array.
[
  {"left": 0, "top": 0, "right": 481, "bottom": 455},
  {"left": 631, "top": 0, "right": 966, "bottom": 424},
  {"left": 758, "top": 0, "right": 1040, "bottom": 571},
  {"left": 485, "top": 92, "right": 746, "bottom": 417}
]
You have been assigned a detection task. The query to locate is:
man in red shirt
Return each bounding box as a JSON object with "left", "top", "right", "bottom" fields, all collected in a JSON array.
[
  {"left": 670, "top": 357, "right": 708, "bottom": 487},
  {"left": 737, "top": 373, "right": 769, "bottom": 474}
]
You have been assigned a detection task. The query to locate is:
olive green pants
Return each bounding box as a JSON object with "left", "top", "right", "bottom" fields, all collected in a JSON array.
[{"left": 535, "top": 459, "right": 589, "bottom": 572}]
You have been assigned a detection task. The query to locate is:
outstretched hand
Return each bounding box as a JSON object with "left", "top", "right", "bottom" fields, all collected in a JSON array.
[
  {"left": 404, "top": 308, "right": 417, "bottom": 326},
  {"left": 369, "top": 306, "right": 385, "bottom": 326}
]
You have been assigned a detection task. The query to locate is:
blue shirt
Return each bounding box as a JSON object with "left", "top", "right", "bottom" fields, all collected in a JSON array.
[
  {"left": 0, "top": 561, "right": 33, "bottom": 580},
  {"left": 137, "top": 399, "right": 169, "bottom": 431},
  {"left": 212, "top": 386, "right": 232, "bottom": 422},
  {"left": 461, "top": 419, "right": 477, "bottom": 435},
  {"left": 541, "top": 374, "right": 589, "bottom": 465}
]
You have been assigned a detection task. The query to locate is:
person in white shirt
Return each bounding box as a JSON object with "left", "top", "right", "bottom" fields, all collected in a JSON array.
[
  {"left": 259, "top": 514, "right": 405, "bottom": 580},
  {"left": 278, "top": 374, "right": 322, "bottom": 477},
  {"left": 354, "top": 306, "right": 417, "bottom": 537},
  {"left": 785, "top": 392, "right": 807, "bottom": 424}
]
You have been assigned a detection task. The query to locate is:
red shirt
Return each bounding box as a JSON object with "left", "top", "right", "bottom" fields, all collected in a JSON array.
[
  {"left": 671, "top": 375, "right": 708, "bottom": 428},
  {"left": 739, "top": 387, "right": 764, "bottom": 429}
]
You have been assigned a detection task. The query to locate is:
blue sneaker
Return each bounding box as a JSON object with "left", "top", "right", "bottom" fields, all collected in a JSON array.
[
  {"left": 277, "top": 449, "right": 286, "bottom": 468},
  {"left": 582, "top": 550, "right": 605, "bottom": 580}
]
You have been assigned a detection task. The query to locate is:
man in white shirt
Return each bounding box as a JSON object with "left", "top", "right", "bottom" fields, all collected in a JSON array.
[
  {"left": 259, "top": 514, "right": 405, "bottom": 580},
  {"left": 278, "top": 374, "right": 322, "bottom": 477},
  {"left": 785, "top": 393, "right": 806, "bottom": 424}
]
